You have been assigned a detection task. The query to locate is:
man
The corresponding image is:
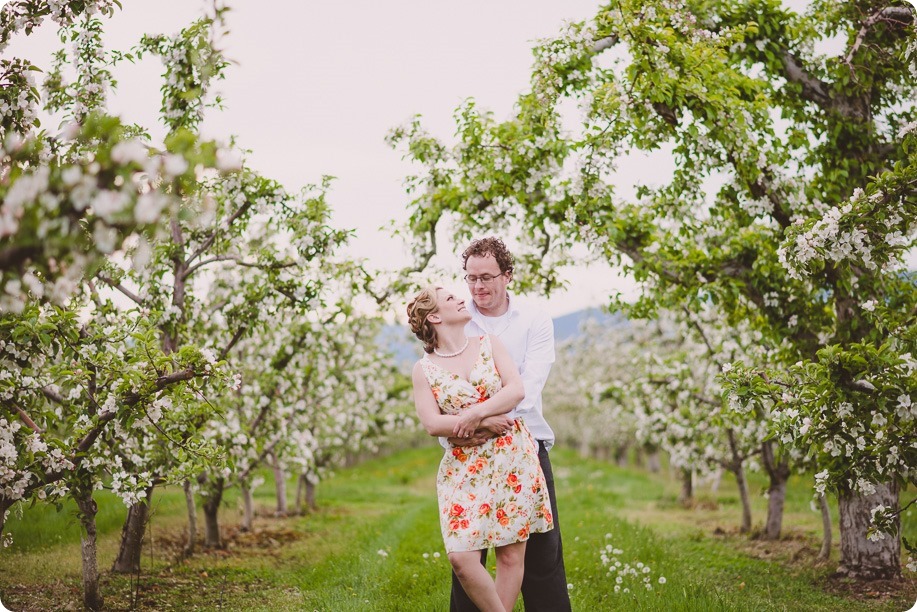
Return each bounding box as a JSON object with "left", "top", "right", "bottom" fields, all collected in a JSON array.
[{"left": 447, "top": 236, "right": 571, "bottom": 612}]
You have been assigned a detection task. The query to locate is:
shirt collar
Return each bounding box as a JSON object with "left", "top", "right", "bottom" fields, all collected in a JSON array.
[{"left": 468, "top": 290, "right": 519, "bottom": 321}]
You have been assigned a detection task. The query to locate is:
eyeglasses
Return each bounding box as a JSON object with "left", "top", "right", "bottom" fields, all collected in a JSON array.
[{"left": 464, "top": 273, "right": 504, "bottom": 285}]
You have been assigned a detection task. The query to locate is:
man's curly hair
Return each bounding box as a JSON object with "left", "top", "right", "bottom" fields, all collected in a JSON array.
[{"left": 462, "top": 237, "right": 515, "bottom": 275}]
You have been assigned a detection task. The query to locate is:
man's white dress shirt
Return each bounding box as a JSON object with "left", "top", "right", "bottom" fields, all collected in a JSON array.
[{"left": 464, "top": 292, "right": 556, "bottom": 448}]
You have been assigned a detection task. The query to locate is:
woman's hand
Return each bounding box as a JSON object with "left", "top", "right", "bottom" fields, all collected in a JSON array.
[{"left": 453, "top": 407, "right": 484, "bottom": 439}]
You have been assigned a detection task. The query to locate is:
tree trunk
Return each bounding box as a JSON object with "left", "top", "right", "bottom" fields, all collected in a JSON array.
[
  {"left": 709, "top": 467, "right": 723, "bottom": 493},
  {"left": 614, "top": 444, "right": 628, "bottom": 467},
  {"left": 577, "top": 435, "right": 590, "bottom": 459},
  {"left": 295, "top": 473, "right": 306, "bottom": 515},
  {"left": 836, "top": 482, "right": 900, "bottom": 579},
  {"left": 112, "top": 485, "right": 155, "bottom": 573},
  {"left": 818, "top": 493, "right": 832, "bottom": 562},
  {"left": 183, "top": 479, "right": 197, "bottom": 555},
  {"left": 202, "top": 477, "right": 224, "bottom": 549},
  {"left": 646, "top": 449, "right": 661, "bottom": 473},
  {"left": 306, "top": 478, "right": 317, "bottom": 512},
  {"left": 733, "top": 464, "right": 753, "bottom": 534},
  {"left": 241, "top": 484, "right": 254, "bottom": 532},
  {"left": 760, "top": 441, "right": 790, "bottom": 540},
  {"left": 75, "top": 491, "right": 104, "bottom": 611},
  {"left": 726, "top": 429, "right": 752, "bottom": 533},
  {"left": 272, "top": 455, "right": 287, "bottom": 517},
  {"left": 633, "top": 446, "right": 644, "bottom": 469},
  {"left": 679, "top": 469, "right": 693, "bottom": 506}
]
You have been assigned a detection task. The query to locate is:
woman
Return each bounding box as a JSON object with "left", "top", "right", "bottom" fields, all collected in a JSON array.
[{"left": 407, "top": 285, "right": 553, "bottom": 612}]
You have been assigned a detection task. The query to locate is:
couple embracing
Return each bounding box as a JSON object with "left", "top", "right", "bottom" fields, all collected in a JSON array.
[{"left": 407, "top": 237, "right": 571, "bottom": 612}]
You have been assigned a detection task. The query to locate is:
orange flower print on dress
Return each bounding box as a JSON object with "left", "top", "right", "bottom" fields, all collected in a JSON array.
[
  {"left": 421, "top": 335, "right": 553, "bottom": 553},
  {"left": 506, "top": 473, "right": 522, "bottom": 494}
]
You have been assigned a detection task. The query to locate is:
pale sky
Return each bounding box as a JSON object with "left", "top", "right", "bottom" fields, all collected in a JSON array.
[
  {"left": 15, "top": 1, "right": 904, "bottom": 320},
  {"left": 7, "top": 0, "right": 636, "bottom": 318}
]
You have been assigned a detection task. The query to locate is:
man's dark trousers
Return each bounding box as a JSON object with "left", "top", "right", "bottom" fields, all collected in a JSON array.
[{"left": 449, "top": 441, "right": 571, "bottom": 611}]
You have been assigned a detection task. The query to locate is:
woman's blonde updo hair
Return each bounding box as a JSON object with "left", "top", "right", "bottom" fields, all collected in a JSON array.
[{"left": 406, "top": 285, "right": 441, "bottom": 354}]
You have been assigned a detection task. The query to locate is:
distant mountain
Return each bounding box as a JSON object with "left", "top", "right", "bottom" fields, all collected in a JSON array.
[
  {"left": 379, "top": 307, "right": 627, "bottom": 367},
  {"left": 377, "top": 324, "right": 424, "bottom": 367},
  {"left": 552, "top": 307, "right": 627, "bottom": 342}
]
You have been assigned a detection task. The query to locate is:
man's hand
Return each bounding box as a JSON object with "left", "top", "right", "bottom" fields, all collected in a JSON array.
[
  {"left": 447, "top": 415, "right": 513, "bottom": 447},
  {"left": 447, "top": 432, "right": 492, "bottom": 447},
  {"left": 479, "top": 414, "right": 514, "bottom": 436}
]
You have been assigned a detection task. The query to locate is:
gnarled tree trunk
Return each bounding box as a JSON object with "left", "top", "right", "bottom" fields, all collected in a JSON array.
[
  {"left": 614, "top": 443, "right": 628, "bottom": 467},
  {"left": 679, "top": 469, "right": 693, "bottom": 506},
  {"left": 645, "top": 448, "right": 661, "bottom": 473},
  {"left": 818, "top": 493, "right": 832, "bottom": 562},
  {"left": 761, "top": 441, "right": 790, "bottom": 540},
  {"left": 836, "top": 482, "right": 900, "bottom": 579},
  {"left": 733, "top": 464, "right": 753, "bottom": 533},
  {"left": 709, "top": 467, "right": 723, "bottom": 494},
  {"left": 75, "top": 491, "right": 103, "bottom": 611},
  {"left": 202, "top": 477, "right": 224, "bottom": 549},
  {"left": 295, "top": 473, "right": 306, "bottom": 515},
  {"left": 305, "top": 477, "right": 317, "bottom": 512},
  {"left": 241, "top": 484, "right": 254, "bottom": 532},
  {"left": 727, "top": 429, "right": 752, "bottom": 533},
  {"left": 271, "top": 453, "right": 287, "bottom": 517},
  {"left": 112, "top": 485, "right": 155, "bottom": 573},
  {"left": 183, "top": 479, "right": 197, "bottom": 555}
]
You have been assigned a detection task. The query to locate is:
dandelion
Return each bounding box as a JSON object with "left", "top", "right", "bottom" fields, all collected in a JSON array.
[
  {"left": 377, "top": 549, "right": 388, "bottom": 558},
  {"left": 659, "top": 576, "right": 667, "bottom": 584}
]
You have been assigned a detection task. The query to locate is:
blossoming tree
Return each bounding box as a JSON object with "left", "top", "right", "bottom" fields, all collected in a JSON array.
[
  {"left": 1, "top": 1, "right": 411, "bottom": 608},
  {"left": 390, "top": 0, "right": 915, "bottom": 579}
]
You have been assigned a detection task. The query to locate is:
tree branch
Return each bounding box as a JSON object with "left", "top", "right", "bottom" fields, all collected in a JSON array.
[
  {"left": 74, "top": 367, "right": 198, "bottom": 457},
  {"left": 844, "top": 7, "right": 916, "bottom": 70},
  {"left": 97, "top": 274, "right": 145, "bottom": 306},
  {"left": 41, "top": 386, "right": 65, "bottom": 404},
  {"left": 183, "top": 254, "right": 296, "bottom": 280},
  {"left": 185, "top": 199, "right": 254, "bottom": 267},
  {"left": 591, "top": 35, "right": 620, "bottom": 54},
  {"left": 779, "top": 50, "right": 869, "bottom": 121},
  {"left": 219, "top": 326, "right": 247, "bottom": 362},
  {"left": 3, "top": 401, "right": 44, "bottom": 433}
]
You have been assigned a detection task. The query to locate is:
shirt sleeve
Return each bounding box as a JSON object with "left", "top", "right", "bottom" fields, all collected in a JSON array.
[{"left": 514, "top": 310, "right": 555, "bottom": 416}]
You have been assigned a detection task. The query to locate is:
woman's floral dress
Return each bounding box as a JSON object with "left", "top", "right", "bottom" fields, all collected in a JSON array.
[{"left": 421, "top": 335, "right": 554, "bottom": 553}]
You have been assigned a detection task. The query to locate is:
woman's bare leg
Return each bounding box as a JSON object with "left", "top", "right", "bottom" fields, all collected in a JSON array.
[
  {"left": 494, "top": 541, "right": 526, "bottom": 612},
  {"left": 448, "top": 550, "right": 506, "bottom": 612}
]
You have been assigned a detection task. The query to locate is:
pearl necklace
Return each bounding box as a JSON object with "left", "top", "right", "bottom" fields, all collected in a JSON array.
[{"left": 433, "top": 338, "right": 469, "bottom": 358}]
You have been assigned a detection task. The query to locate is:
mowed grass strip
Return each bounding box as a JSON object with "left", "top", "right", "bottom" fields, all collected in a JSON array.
[{"left": 1, "top": 446, "right": 914, "bottom": 611}]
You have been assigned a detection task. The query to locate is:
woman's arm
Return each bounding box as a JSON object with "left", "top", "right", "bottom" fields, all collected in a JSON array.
[
  {"left": 412, "top": 361, "right": 464, "bottom": 437},
  {"left": 452, "top": 335, "right": 525, "bottom": 437}
]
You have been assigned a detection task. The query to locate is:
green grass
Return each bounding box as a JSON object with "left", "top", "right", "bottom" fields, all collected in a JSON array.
[{"left": 1, "top": 446, "right": 915, "bottom": 611}]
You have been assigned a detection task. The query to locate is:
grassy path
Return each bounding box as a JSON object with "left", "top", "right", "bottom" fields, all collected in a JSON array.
[{"left": 1, "top": 446, "right": 915, "bottom": 610}]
